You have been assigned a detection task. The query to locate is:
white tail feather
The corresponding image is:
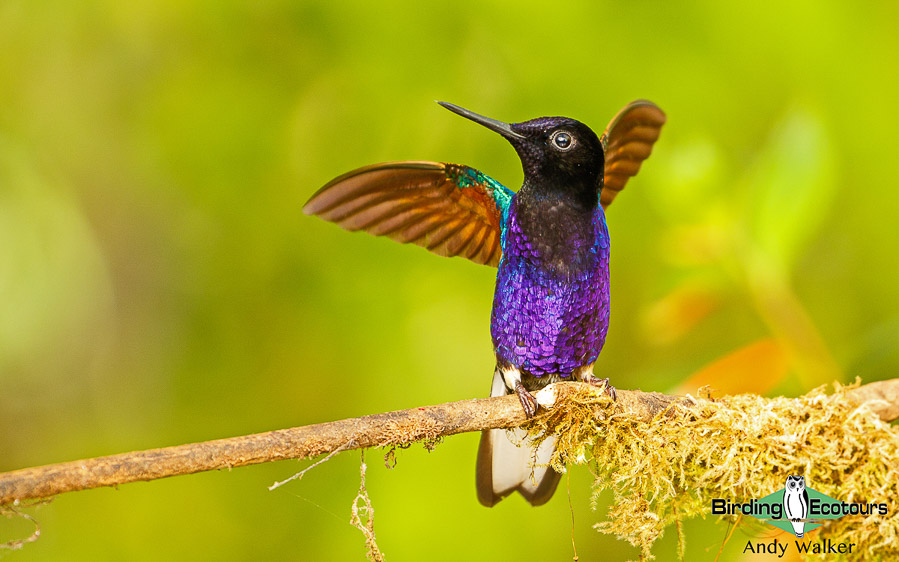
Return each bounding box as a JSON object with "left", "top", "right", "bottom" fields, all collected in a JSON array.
[{"left": 476, "top": 370, "right": 561, "bottom": 506}]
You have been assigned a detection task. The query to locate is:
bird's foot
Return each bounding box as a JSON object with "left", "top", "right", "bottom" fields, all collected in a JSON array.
[
  {"left": 586, "top": 375, "right": 617, "bottom": 401},
  {"left": 515, "top": 382, "right": 539, "bottom": 418}
]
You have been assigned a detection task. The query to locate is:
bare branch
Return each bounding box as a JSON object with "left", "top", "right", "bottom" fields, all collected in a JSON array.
[{"left": 1, "top": 379, "right": 897, "bottom": 506}]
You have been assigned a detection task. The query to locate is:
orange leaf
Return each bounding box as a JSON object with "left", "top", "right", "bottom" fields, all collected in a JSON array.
[
  {"left": 674, "top": 338, "right": 789, "bottom": 396},
  {"left": 641, "top": 280, "right": 722, "bottom": 346}
]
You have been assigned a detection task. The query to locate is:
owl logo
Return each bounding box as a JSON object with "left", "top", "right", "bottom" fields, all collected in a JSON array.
[{"left": 783, "top": 475, "right": 810, "bottom": 538}]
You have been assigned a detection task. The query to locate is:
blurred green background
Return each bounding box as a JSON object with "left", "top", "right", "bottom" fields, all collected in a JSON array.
[{"left": 2, "top": 1, "right": 898, "bottom": 560}]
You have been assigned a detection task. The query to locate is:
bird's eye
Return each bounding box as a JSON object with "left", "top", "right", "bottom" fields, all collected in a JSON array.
[{"left": 551, "top": 130, "right": 575, "bottom": 151}]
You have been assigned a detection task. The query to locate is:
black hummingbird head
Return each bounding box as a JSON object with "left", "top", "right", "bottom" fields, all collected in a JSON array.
[{"left": 438, "top": 101, "right": 605, "bottom": 205}]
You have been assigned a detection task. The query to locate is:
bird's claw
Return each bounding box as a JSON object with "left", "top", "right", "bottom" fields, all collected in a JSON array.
[
  {"left": 515, "top": 382, "right": 539, "bottom": 418},
  {"left": 586, "top": 376, "right": 617, "bottom": 401}
]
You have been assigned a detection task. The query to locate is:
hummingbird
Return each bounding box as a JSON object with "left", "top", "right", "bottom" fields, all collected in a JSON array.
[{"left": 303, "top": 100, "right": 665, "bottom": 506}]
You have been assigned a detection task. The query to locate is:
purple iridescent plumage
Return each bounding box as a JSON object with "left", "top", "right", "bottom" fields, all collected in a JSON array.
[{"left": 492, "top": 197, "right": 610, "bottom": 379}]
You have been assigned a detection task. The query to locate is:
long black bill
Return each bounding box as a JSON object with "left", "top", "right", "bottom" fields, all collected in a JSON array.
[{"left": 437, "top": 101, "right": 525, "bottom": 140}]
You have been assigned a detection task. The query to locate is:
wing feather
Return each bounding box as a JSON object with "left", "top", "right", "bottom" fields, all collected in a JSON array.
[
  {"left": 454, "top": 221, "right": 485, "bottom": 259},
  {"left": 304, "top": 161, "right": 513, "bottom": 267},
  {"left": 600, "top": 100, "right": 666, "bottom": 208}
]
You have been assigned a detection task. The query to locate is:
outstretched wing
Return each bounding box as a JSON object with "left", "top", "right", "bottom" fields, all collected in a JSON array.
[
  {"left": 303, "top": 161, "right": 513, "bottom": 267},
  {"left": 600, "top": 100, "right": 667, "bottom": 208}
]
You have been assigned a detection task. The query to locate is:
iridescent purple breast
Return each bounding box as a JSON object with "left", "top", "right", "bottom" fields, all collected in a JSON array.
[{"left": 491, "top": 197, "right": 610, "bottom": 379}]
